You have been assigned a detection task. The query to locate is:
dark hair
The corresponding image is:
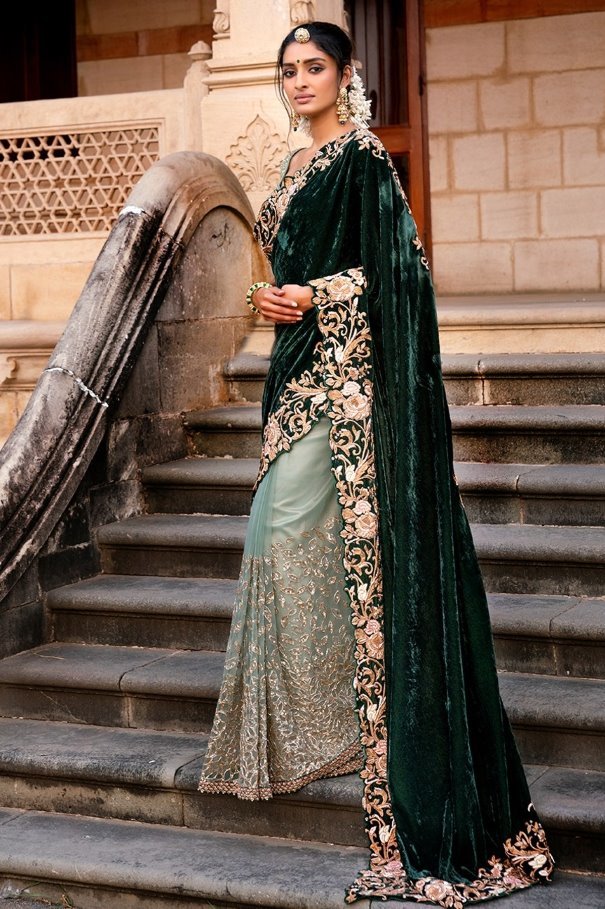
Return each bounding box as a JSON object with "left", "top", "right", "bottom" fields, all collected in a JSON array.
[{"left": 274, "top": 21, "right": 354, "bottom": 136}]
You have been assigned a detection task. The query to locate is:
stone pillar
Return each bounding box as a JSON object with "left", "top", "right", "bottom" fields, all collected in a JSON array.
[{"left": 183, "top": 40, "right": 212, "bottom": 151}]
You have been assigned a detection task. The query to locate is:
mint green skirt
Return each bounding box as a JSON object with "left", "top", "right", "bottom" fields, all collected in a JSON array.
[{"left": 198, "top": 416, "right": 363, "bottom": 799}]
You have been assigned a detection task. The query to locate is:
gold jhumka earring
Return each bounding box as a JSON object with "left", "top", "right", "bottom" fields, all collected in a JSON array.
[{"left": 336, "top": 86, "right": 351, "bottom": 124}]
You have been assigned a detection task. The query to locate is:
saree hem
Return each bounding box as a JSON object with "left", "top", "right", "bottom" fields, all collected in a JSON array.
[
  {"left": 345, "top": 815, "right": 552, "bottom": 907},
  {"left": 198, "top": 739, "right": 363, "bottom": 801}
]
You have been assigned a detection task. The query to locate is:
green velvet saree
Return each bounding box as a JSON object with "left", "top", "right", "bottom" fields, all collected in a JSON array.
[{"left": 200, "top": 127, "right": 554, "bottom": 906}]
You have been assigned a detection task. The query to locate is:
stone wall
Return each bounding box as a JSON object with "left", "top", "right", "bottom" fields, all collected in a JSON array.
[
  {"left": 426, "top": 10, "right": 605, "bottom": 294},
  {"left": 76, "top": 0, "right": 214, "bottom": 95}
]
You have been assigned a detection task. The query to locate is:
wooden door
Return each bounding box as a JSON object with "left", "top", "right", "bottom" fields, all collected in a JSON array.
[{"left": 345, "top": 0, "right": 432, "bottom": 255}]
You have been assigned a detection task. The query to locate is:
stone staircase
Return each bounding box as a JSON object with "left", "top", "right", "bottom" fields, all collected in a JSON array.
[{"left": 0, "top": 343, "right": 604, "bottom": 907}]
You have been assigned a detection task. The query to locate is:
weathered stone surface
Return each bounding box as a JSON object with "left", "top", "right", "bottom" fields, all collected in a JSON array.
[
  {"left": 0, "top": 600, "right": 44, "bottom": 662},
  {"left": 143, "top": 456, "right": 257, "bottom": 515},
  {"left": 49, "top": 574, "right": 236, "bottom": 649},
  {"left": 0, "top": 810, "right": 373, "bottom": 909},
  {"left": 0, "top": 642, "right": 224, "bottom": 732},
  {"left": 0, "top": 151, "right": 257, "bottom": 662},
  {"left": 500, "top": 673, "right": 605, "bottom": 771},
  {"left": 98, "top": 514, "right": 248, "bottom": 578},
  {"left": 474, "top": 523, "right": 605, "bottom": 597},
  {"left": 0, "top": 809, "right": 601, "bottom": 909}
]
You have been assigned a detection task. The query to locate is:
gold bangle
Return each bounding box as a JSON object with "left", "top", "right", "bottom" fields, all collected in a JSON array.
[{"left": 246, "top": 281, "right": 271, "bottom": 314}]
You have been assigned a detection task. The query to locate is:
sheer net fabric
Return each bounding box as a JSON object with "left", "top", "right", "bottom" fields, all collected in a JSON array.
[{"left": 198, "top": 416, "right": 362, "bottom": 799}]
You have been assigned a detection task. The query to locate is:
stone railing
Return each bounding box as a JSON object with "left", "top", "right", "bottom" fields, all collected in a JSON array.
[
  {"left": 0, "top": 69, "right": 212, "bottom": 445},
  {"left": 0, "top": 150, "right": 268, "bottom": 658}
]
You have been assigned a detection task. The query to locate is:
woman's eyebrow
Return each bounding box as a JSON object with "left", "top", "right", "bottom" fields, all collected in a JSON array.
[{"left": 281, "top": 57, "right": 326, "bottom": 67}]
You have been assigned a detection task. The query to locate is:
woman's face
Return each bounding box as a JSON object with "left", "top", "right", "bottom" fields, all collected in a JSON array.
[{"left": 281, "top": 39, "right": 350, "bottom": 121}]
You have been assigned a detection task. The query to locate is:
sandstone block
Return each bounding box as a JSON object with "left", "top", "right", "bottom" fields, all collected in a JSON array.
[
  {"left": 541, "top": 187, "right": 605, "bottom": 238},
  {"left": 78, "top": 56, "right": 164, "bottom": 97},
  {"left": 507, "top": 12, "right": 605, "bottom": 74},
  {"left": 432, "top": 241, "right": 513, "bottom": 294},
  {"left": 162, "top": 53, "right": 192, "bottom": 90},
  {"left": 514, "top": 239, "right": 600, "bottom": 292},
  {"left": 534, "top": 70, "right": 605, "bottom": 127},
  {"left": 427, "top": 81, "right": 478, "bottom": 134},
  {"left": 426, "top": 23, "right": 505, "bottom": 81},
  {"left": 508, "top": 130, "right": 561, "bottom": 189},
  {"left": 11, "top": 263, "right": 91, "bottom": 321},
  {"left": 480, "top": 192, "right": 538, "bottom": 240},
  {"left": 429, "top": 136, "right": 448, "bottom": 192},
  {"left": 453, "top": 133, "right": 506, "bottom": 191},
  {"left": 431, "top": 194, "right": 480, "bottom": 243},
  {"left": 479, "top": 77, "right": 531, "bottom": 130},
  {"left": 563, "top": 127, "right": 605, "bottom": 186},
  {"left": 86, "top": 0, "right": 201, "bottom": 34}
]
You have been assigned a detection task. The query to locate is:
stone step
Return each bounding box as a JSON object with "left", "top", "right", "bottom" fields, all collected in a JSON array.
[
  {"left": 186, "top": 403, "right": 605, "bottom": 464},
  {"left": 0, "top": 808, "right": 371, "bottom": 909},
  {"left": 0, "top": 642, "right": 224, "bottom": 733},
  {"left": 457, "top": 462, "right": 605, "bottom": 526},
  {"left": 49, "top": 575, "right": 236, "bottom": 650},
  {"left": 143, "top": 457, "right": 258, "bottom": 516},
  {"left": 0, "top": 718, "right": 603, "bottom": 875},
  {"left": 226, "top": 351, "right": 605, "bottom": 407},
  {"left": 0, "top": 643, "right": 603, "bottom": 769},
  {"left": 97, "top": 514, "right": 605, "bottom": 597},
  {"left": 185, "top": 403, "right": 262, "bottom": 457},
  {"left": 473, "top": 523, "right": 605, "bottom": 597},
  {"left": 97, "top": 514, "right": 248, "bottom": 578},
  {"left": 452, "top": 405, "right": 605, "bottom": 464},
  {"left": 498, "top": 672, "right": 605, "bottom": 772},
  {"left": 1, "top": 810, "right": 600, "bottom": 909},
  {"left": 48, "top": 578, "right": 605, "bottom": 680},
  {"left": 142, "top": 456, "right": 605, "bottom": 526},
  {"left": 490, "top": 593, "right": 605, "bottom": 680}
]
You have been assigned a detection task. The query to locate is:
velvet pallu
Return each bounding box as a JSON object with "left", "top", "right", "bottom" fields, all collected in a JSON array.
[{"left": 200, "top": 127, "right": 554, "bottom": 907}]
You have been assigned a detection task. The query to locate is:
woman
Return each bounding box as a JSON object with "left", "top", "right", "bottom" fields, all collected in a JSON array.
[{"left": 199, "top": 20, "right": 554, "bottom": 906}]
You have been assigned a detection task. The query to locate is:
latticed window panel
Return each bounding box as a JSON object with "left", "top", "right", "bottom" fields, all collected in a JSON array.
[{"left": 0, "top": 127, "right": 160, "bottom": 236}]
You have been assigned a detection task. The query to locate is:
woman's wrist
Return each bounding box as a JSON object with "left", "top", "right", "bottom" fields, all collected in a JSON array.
[{"left": 246, "top": 281, "right": 271, "bottom": 314}]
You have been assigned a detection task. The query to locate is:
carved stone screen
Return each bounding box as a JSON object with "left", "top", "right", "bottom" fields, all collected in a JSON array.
[{"left": 0, "top": 127, "right": 160, "bottom": 236}]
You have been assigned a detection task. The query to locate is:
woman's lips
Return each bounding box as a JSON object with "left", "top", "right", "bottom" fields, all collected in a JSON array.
[{"left": 295, "top": 95, "right": 314, "bottom": 103}]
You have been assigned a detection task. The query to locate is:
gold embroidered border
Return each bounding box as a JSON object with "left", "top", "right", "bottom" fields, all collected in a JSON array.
[{"left": 198, "top": 740, "right": 363, "bottom": 801}]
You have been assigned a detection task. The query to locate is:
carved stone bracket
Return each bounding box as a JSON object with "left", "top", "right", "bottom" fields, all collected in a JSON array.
[
  {"left": 290, "top": 0, "right": 315, "bottom": 24},
  {"left": 213, "top": 1, "right": 230, "bottom": 39},
  {"left": 0, "top": 357, "right": 17, "bottom": 385}
]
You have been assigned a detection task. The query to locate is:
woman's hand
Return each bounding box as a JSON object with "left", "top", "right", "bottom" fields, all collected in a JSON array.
[{"left": 252, "top": 283, "right": 314, "bottom": 323}]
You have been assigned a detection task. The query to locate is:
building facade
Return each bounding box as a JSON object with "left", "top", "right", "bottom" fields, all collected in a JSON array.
[{"left": 0, "top": 0, "right": 604, "bottom": 443}]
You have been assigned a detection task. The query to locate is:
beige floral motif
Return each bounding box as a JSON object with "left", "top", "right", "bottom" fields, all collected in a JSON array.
[{"left": 355, "top": 510, "right": 378, "bottom": 538}]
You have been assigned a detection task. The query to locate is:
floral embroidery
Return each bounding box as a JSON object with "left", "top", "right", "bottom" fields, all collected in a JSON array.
[
  {"left": 346, "top": 811, "right": 554, "bottom": 906},
  {"left": 253, "top": 267, "right": 554, "bottom": 907}
]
